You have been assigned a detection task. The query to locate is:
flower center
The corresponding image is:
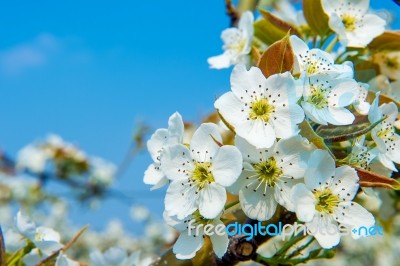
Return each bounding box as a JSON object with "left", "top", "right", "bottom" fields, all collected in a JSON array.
[
  {"left": 341, "top": 14, "right": 357, "bottom": 32},
  {"left": 314, "top": 189, "right": 340, "bottom": 214},
  {"left": 308, "top": 86, "right": 328, "bottom": 109},
  {"left": 253, "top": 157, "right": 282, "bottom": 187},
  {"left": 249, "top": 98, "right": 275, "bottom": 122},
  {"left": 191, "top": 162, "right": 214, "bottom": 189},
  {"left": 306, "top": 59, "right": 320, "bottom": 75}
]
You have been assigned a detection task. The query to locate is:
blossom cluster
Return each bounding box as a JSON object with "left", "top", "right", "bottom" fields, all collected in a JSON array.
[{"left": 144, "top": 0, "right": 400, "bottom": 262}]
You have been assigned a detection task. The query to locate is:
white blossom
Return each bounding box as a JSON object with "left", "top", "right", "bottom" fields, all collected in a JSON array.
[
  {"left": 215, "top": 64, "right": 304, "bottom": 149},
  {"left": 322, "top": 0, "right": 386, "bottom": 47},
  {"left": 208, "top": 11, "right": 254, "bottom": 69},
  {"left": 144, "top": 112, "right": 184, "bottom": 190},
  {"left": 161, "top": 123, "right": 242, "bottom": 219},
  {"left": 291, "top": 150, "right": 375, "bottom": 249},
  {"left": 90, "top": 247, "right": 139, "bottom": 266},
  {"left": 374, "top": 51, "right": 400, "bottom": 80},
  {"left": 229, "top": 136, "right": 314, "bottom": 221}
]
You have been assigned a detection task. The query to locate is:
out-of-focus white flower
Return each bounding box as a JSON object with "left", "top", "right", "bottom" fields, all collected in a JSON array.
[
  {"left": 369, "top": 75, "right": 400, "bottom": 102},
  {"left": 272, "top": 0, "right": 307, "bottom": 28},
  {"left": 353, "top": 82, "right": 370, "bottom": 115},
  {"left": 322, "top": 0, "right": 386, "bottom": 47},
  {"left": 90, "top": 247, "right": 139, "bottom": 266},
  {"left": 4, "top": 228, "right": 24, "bottom": 252},
  {"left": 368, "top": 93, "right": 400, "bottom": 171},
  {"left": 291, "top": 150, "right": 375, "bottom": 249},
  {"left": 89, "top": 157, "right": 116, "bottom": 187},
  {"left": 161, "top": 123, "right": 242, "bottom": 219},
  {"left": 301, "top": 75, "right": 359, "bottom": 125},
  {"left": 55, "top": 253, "right": 79, "bottom": 266},
  {"left": 144, "top": 112, "right": 184, "bottom": 190},
  {"left": 374, "top": 51, "right": 400, "bottom": 80},
  {"left": 130, "top": 205, "right": 150, "bottom": 222},
  {"left": 164, "top": 211, "right": 229, "bottom": 259},
  {"left": 208, "top": 11, "right": 254, "bottom": 69},
  {"left": 229, "top": 136, "right": 313, "bottom": 221},
  {"left": 215, "top": 64, "right": 304, "bottom": 149},
  {"left": 17, "top": 145, "right": 48, "bottom": 173},
  {"left": 15, "top": 211, "right": 62, "bottom": 256},
  {"left": 290, "top": 35, "right": 353, "bottom": 79}
]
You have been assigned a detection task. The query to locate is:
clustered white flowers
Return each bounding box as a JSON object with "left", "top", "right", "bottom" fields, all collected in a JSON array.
[{"left": 144, "top": 0, "right": 400, "bottom": 262}]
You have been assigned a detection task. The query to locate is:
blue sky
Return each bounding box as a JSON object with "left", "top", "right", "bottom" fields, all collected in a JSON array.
[{"left": 0, "top": 1, "right": 398, "bottom": 234}]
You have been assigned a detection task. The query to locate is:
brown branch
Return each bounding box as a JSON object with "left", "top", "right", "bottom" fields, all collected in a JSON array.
[
  {"left": 0, "top": 226, "right": 6, "bottom": 266},
  {"left": 225, "top": 0, "right": 239, "bottom": 26}
]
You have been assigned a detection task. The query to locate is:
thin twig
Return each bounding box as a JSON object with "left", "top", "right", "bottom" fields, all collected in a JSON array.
[
  {"left": 0, "top": 226, "right": 6, "bottom": 266},
  {"left": 35, "top": 225, "right": 89, "bottom": 266},
  {"left": 225, "top": 0, "right": 239, "bottom": 26}
]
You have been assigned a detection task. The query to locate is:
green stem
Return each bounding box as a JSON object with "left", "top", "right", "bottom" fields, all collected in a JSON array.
[
  {"left": 224, "top": 200, "right": 239, "bottom": 210},
  {"left": 275, "top": 231, "right": 307, "bottom": 258},
  {"left": 287, "top": 237, "right": 315, "bottom": 259},
  {"left": 237, "top": 0, "right": 260, "bottom": 12},
  {"left": 325, "top": 36, "right": 338, "bottom": 53}
]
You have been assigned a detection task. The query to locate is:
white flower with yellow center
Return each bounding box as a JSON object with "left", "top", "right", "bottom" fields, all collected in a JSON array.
[
  {"left": 368, "top": 93, "right": 400, "bottom": 171},
  {"left": 144, "top": 112, "right": 184, "bottom": 190},
  {"left": 341, "top": 136, "right": 377, "bottom": 170},
  {"left": 322, "top": 0, "right": 386, "bottom": 47},
  {"left": 291, "top": 150, "right": 375, "bottom": 249},
  {"left": 214, "top": 64, "right": 304, "bottom": 149},
  {"left": 229, "top": 135, "right": 314, "bottom": 221},
  {"left": 161, "top": 123, "right": 242, "bottom": 219},
  {"left": 15, "top": 211, "right": 62, "bottom": 256},
  {"left": 301, "top": 75, "right": 359, "bottom": 125},
  {"left": 374, "top": 51, "right": 400, "bottom": 81},
  {"left": 164, "top": 211, "right": 228, "bottom": 259},
  {"left": 208, "top": 11, "right": 253, "bottom": 69},
  {"left": 290, "top": 35, "right": 353, "bottom": 79}
]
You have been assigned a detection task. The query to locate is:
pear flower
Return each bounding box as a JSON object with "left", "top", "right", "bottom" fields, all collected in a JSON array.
[
  {"left": 341, "top": 136, "right": 377, "bottom": 170},
  {"left": 322, "top": 0, "right": 386, "bottom": 47},
  {"left": 90, "top": 247, "right": 139, "bottom": 266},
  {"left": 229, "top": 136, "right": 314, "bottom": 221},
  {"left": 353, "top": 82, "right": 370, "bottom": 115},
  {"left": 291, "top": 150, "right": 375, "bottom": 249},
  {"left": 15, "top": 211, "right": 62, "bottom": 256},
  {"left": 164, "top": 211, "right": 229, "bottom": 259},
  {"left": 290, "top": 35, "right": 353, "bottom": 79},
  {"left": 16, "top": 145, "right": 48, "bottom": 173},
  {"left": 374, "top": 51, "right": 400, "bottom": 80},
  {"left": 208, "top": 11, "right": 253, "bottom": 69},
  {"left": 301, "top": 74, "right": 359, "bottom": 125},
  {"left": 368, "top": 93, "right": 400, "bottom": 171},
  {"left": 144, "top": 112, "right": 184, "bottom": 190},
  {"left": 161, "top": 123, "right": 242, "bottom": 219},
  {"left": 215, "top": 64, "right": 304, "bottom": 149}
]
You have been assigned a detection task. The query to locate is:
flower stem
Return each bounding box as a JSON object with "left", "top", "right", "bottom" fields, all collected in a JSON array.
[{"left": 224, "top": 200, "right": 240, "bottom": 210}]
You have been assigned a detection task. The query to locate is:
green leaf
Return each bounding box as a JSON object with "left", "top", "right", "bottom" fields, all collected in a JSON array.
[
  {"left": 254, "top": 10, "right": 302, "bottom": 46},
  {"left": 298, "top": 120, "right": 335, "bottom": 159},
  {"left": 356, "top": 167, "right": 400, "bottom": 190},
  {"left": 303, "top": 0, "right": 330, "bottom": 36},
  {"left": 368, "top": 31, "right": 400, "bottom": 51},
  {"left": 316, "top": 116, "right": 385, "bottom": 142},
  {"left": 258, "top": 33, "right": 294, "bottom": 77}
]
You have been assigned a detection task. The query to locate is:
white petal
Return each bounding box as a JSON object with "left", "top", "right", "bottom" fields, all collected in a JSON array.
[
  {"left": 327, "top": 79, "right": 358, "bottom": 108},
  {"left": 160, "top": 144, "right": 194, "bottom": 181},
  {"left": 89, "top": 250, "right": 107, "bottom": 266},
  {"left": 55, "top": 254, "right": 79, "bottom": 266},
  {"left": 147, "top": 128, "right": 168, "bottom": 162},
  {"left": 322, "top": 107, "right": 355, "bottom": 126},
  {"left": 208, "top": 52, "right": 232, "bottom": 69},
  {"left": 305, "top": 150, "right": 335, "bottom": 190},
  {"left": 236, "top": 119, "right": 276, "bottom": 149},
  {"left": 199, "top": 183, "right": 226, "bottom": 219},
  {"left": 290, "top": 35, "right": 309, "bottom": 75},
  {"left": 235, "top": 135, "right": 274, "bottom": 164},
  {"left": 307, "top": 214, "right": 340, "bottom": 249},
  {"left": 190, "top": 123, "right": 222, "bottom": 162},
  {"left": 226, "top": 162, "right": 254, "bottom": 195},
  {"left": 230, "top": 65, "right": 266, "bottom": 101},
  {"left": 331, "top": 166, "right": 359, "bottom": 201},
  {"left": 209, "top": 220, "right": 229, "bottom": 258},
  {"left": 239, "top": 183, "right": 277, "bottom": 221},
  {"left": 275, "top": 178, "right": 302, "bottom": 212},
  {"left": 143, "top": 163, "right": 165, "bottom": 186},
  {"left": 211, "top": 145, "right": 243, "bottom": 187},
  {"left": 214, "top": 92, "right": 248, "bottom": 127},
  {"left": 270, "top": 104, "right": 304, "bottom": 139},
  {"left": 336, "top": 201, "right": 375, "bottom": 228},
  {"left": 301, "top": 102, "right": 328, "bottom": 125},
  {"left": 238, "top": 11, "right": 254, "bottom": 36},
  {"left": 291, "top": 183, "right": 316, "bottom": 222},
  {"left": 275, "top": 136, "right": 313, "bottom": 178},
  {"left": 165, "top": 180, "right": 199, "bottom": 220},
  {"left": 168, "top": 112, "right": 184, "bottom": 142},
  {"left": 173, "top": 231, "right": 204, "bottom": 260},
  {"left": 368, "top": 92, "right": 382, "bottom": 124},
  {"left": 15, "top": 211, "right": 36, "bottom": 239}
]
